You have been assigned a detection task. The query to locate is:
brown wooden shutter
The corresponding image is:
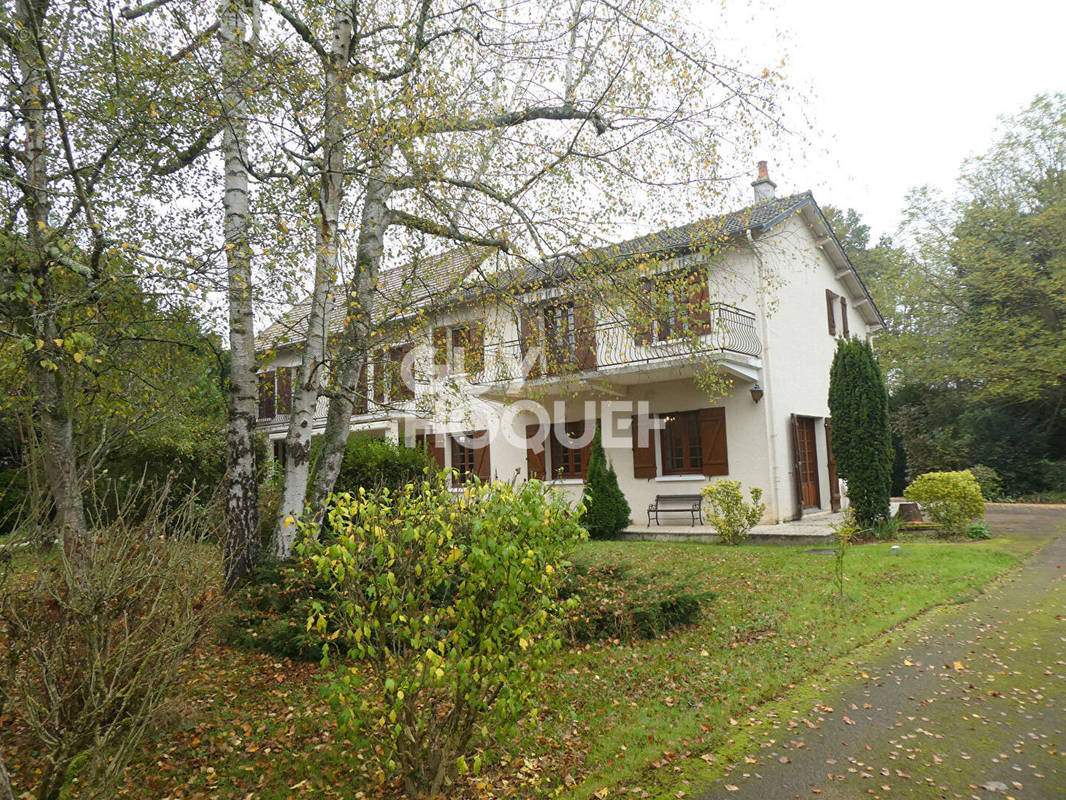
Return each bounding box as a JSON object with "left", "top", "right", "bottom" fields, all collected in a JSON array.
[
  {"left": 632, "top": 277, "right": 654, "bottom": 345},
  {"left": 416, "top": 432, "right": 446, "bottom": 471},
  {"left": 825, "top": 418, "right": 841, "bottom": 512},
  {"left": 432, "top": 326, "right": 448, "bottom": 368},
  {"left": 698, "top": 407, "right": 728, "bottom": 476},
  {"left": 631, "top": 414, "right": 657, "bottom": 478},
  {"left": 825, "top": 289, "right": 837, "bottom": 335},
  {"left": 840, "top": 297, "right": 849, "bottom": 339},
  {"left": 257, "top": 370, "right": 276, "bottom": 419},
  {"left": 371, "top": 351, "right": 385, "bottom": 404},
  {"left": 275, "top": 367, "right": 293, "bottom": 415},
  {"left": 353, "top": 360, "right": 368, "bottom": 414},
  {"left": 789, "top": 413, "right": 804, "bottom": 519},
  {"left": 390, "top": 344, "right": 414, "bottom": 400},
  {"left": 579, "top": 418, "right": 594, "bottom": 478},
  {"left": 464, "top": 322, "right": 485, "bottom": 375},
  {"left": 691, "top": 269, "right": 712, "bottom": 333},
  {"left": 526, "top": 422, "right": 546, "bottom": 479},
  {"left": 573, "top": 299, "right": 597, "bottom": 371},
  {"left": 519, "top": 307, "right": 541, "bottom": 378},
  {"left": 472, "top": 430, "right": 491, "bottom": 481}
]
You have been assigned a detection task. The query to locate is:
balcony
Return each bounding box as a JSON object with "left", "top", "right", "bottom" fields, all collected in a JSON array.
[{"left": 474, "top": 303, "right": 761, "bottom": 389}]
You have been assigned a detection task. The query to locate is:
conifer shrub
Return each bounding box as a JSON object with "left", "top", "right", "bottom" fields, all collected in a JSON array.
[
  {"left": 828, "top": 338, "right": 894, "bottom": 524},
  {"left": 300, "top": 479, "right": 585, "bottom": 796},
  {"left": 581, "top": 423, "right": 631, "bottom": 538},
  {"left": 903, "top": 470, "right": 985, "bottom": 536}
]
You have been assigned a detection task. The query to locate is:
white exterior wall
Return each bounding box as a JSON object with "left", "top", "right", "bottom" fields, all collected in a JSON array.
[{"left": 256, "top": 199, "right": 880, "bottom": 526}]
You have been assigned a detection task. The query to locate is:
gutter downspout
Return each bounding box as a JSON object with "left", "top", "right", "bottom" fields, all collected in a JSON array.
[{"left": 748, "top": 228, "right": 782, "bottom": 523}]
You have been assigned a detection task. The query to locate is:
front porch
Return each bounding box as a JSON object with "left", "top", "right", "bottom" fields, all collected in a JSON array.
[{"left": 620, "top": 510, "right": 842, "bottom": 545}]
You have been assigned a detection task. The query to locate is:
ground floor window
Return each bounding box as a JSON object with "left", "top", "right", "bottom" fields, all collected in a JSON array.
[
  {"left": 660, "top": 410, "right": 703, "bottom": 474},
  {"left": 549, "top": 420, "right": 588, "bottom": 479}
]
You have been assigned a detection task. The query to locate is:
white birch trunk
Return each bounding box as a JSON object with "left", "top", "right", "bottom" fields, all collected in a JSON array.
[
  {"left": 272, "top": 7, "right": 352, "bottom": 558},
  {"left": 15, "top": 0, "right": 87, "bottom": 549},
  {"left": 219, "top": 0, "right": 261, "bottom": 589},
  {"left": 308, "top": 177, "right": 393, "bottom": 512}
]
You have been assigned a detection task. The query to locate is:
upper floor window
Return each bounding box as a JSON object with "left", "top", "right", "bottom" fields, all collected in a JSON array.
[
  {"left": 372, "top": 344, "right": 414, "bottom": 405},
  {"left": 257, "top": 367, "right": 293, "bottom": 419},
  {"left": 520, "top": 299, "right": 596, "bottom": 376},
  {"left": 433, "top": 322, "right": 485, "bottom": 376},
  {"left": 633, "top": 268, "right": 711, "bottom": 344}
]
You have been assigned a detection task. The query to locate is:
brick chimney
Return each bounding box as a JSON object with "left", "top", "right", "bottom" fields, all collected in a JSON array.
[{"left": 751, "top": 160, "right": 777, "bottom": 202}]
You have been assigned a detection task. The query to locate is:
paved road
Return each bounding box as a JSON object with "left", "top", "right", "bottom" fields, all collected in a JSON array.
[{"left": 697, "top": 505, "right": 1066, "bottom": 800}]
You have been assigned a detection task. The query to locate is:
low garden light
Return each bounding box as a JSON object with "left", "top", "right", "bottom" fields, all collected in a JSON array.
[{"left": 750, "top": 383, "right": 764, "bottom": 403}]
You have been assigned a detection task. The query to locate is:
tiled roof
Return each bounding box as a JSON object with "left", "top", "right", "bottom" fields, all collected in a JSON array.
[
  {"left": 521, "top": 192, "right": 813, "bottom": 284},
  {"left": 258, "top": 193, "right": 814, "bottom": 350},
  {"left": 258, "top": 246, "right": 492, "bottom": 349}
]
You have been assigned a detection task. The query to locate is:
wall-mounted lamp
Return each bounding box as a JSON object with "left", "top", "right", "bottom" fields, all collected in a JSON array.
[{"left": 750, "top": 383, "right": 764, "bottom": 404}]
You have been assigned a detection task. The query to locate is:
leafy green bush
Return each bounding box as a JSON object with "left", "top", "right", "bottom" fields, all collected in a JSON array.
[
  {"left": 903, "top": 470, "right": 985, "bottom": 536},
  {"left": 581, "top": 423, "right": 630, "bottom": 539},
  {"left": 864, "top": 516, "right": 901, "bottom": 541},
  {"left": 966, "top": 521, "right": 992, "bottom": 540},
  {"left": 217, "top": 558, "right": 333, "bottom": 661},
  {"left": 1042, "top": 460, "right": 1066, "bottom": 492},
  {"left": 327, "top": 435, "right": 438, "bottom": 495},
  {"left": 828, "top": 338, "right": 894, "bottom": 524},
  {"left": 557, "top": 563, "right": 713, "bottom": 643},
  {"left": 300, "top": 479, "right": 585, "bottom": 796},
  {"left": 968, "top": 464, "right": 1002, "bottom": 501},
  {"left": 701, "top": 479, "right": 764, "bottom": 545}
]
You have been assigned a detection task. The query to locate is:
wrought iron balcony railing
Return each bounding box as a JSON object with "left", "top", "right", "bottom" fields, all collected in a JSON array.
[{"left": 473, "top": 303, "right": 760, "bottom": 385}]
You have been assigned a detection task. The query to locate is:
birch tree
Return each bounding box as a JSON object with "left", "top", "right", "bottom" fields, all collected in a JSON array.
[
  {"left": 0, "top": 0, "right": 223, "bottom": 551},
  {"left": 261, "top": 0, "right": 783, "bottom": 556}
]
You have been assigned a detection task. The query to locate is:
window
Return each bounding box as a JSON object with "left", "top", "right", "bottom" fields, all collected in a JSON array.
[
  {"left": 432, "top": 323, "right": 485, "bottom": 375},
  {"left": 634, "top": 268, "right": 711, "bottom": 344},
  {"left": 826, "top": 289, "right": 851, "bottom": 338},
  {"left": 272, "top": 439, "right": 287, "bottom": 469},
  {"left": 660, "top": 410, "right": 704, "bottom": 474},
  {"left": 450, "top": 434, "right": 477, "bottom": 483},
  {"left": 257, "top": 368, "right": 294, "bottom": 420},
  {"left": 449, "top": 431, "right": 490, "bottom": 484},
  {"left": 545, "top": 302, "right": 577, "bottom": 371},
  {"left": 549, "top": 420, "right": 587, "bottom": 479}
]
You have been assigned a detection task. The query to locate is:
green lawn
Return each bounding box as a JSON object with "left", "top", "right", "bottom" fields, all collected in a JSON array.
[{"left": 1, "top": 534, "right": 1032, "bottom": 799}]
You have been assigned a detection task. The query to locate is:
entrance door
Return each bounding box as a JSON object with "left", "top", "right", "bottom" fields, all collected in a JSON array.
[{"left": 796, "top": 416, "right": 821, "bottom": 509}]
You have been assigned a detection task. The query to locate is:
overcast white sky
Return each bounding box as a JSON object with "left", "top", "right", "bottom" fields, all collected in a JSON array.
[{"left": 707, "top": 0, "right": 1066, "bottom": 239}]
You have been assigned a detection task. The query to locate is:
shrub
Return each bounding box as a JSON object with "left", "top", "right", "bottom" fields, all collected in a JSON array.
[
  {"left": 701, "top": 479, "right": 765, "bottom": 545},
  {"left": 828, "top": 338, "right": 894, "bottom": 524},
  {"left": 903, "top": 470, "right": 985, "bottom": 536},
  {"left": 969, "top": 464, "right": 1002, "bottom": 501},
  {"left": 557, "top": 563, "right": 713, "bottom": 643},
  {"left": 1042, "top": 460, "right": 1066, "bottom": 492},
  {"left": 967, "top": 521, "right": 992, "bottom": 540},
  {"left": 864, "top": 516, "right": 901, "bottom": 541},
  {"left": 0, "top": 496, "right": 217, "bottom": 800},
  {"left": 218, "top": 557, "right": 333, "bottom": 661},
  {"left": 300, "top": 479, "right": 585, "bottom": 796},
  {"left": 582, "top": 423, "right": 630, "bottom": 539},
  {"left": 326, "top": 434, "right": 438, "bottom": 495}
]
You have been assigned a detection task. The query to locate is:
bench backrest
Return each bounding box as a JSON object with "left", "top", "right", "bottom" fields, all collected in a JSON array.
[{"left": 654, "top": 494, "right": 702, "bottom": 505}]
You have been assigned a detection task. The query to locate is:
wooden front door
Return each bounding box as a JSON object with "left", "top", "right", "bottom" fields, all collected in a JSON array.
[{"left": 796, "top": 416, "right": 821, "bottom": 510}]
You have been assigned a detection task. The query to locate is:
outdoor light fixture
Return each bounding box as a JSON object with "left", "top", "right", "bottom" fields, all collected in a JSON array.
[{"left": 750, "top": 383, "right": 764, "bottom": 403}]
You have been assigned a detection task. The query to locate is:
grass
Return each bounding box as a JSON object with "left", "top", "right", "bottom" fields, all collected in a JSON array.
[{"left": 0, "top": 534, "right": 1032, "bottom": 799}]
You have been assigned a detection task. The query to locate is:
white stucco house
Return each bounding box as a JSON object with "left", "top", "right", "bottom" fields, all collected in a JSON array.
[{"left": 256, "top": 164, "right": 885, "bottom": 524}]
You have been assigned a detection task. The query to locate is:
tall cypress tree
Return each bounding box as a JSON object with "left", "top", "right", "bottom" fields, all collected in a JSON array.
[
  {"left": 582, "top": 423, "right": 631, "bottom": 538},
  {"left": 828, "top": 338, "right": 894, "bottom": 524}
]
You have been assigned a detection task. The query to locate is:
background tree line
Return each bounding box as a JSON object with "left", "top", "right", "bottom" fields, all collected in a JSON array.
[{"left": 825, "top": 92, "right": 1066, "bottom": 500}]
